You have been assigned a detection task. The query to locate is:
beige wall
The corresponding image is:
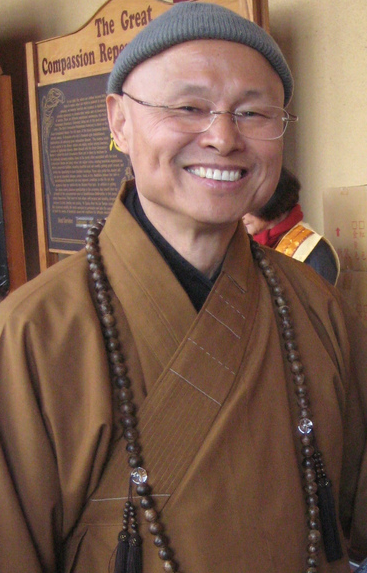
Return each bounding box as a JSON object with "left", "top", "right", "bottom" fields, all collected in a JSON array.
[
  {"left": 1, "top": 0, "right": 366, "bottom": 260},
  {"left": 269, "top": 0, "right": 367, "bottom": 232}
]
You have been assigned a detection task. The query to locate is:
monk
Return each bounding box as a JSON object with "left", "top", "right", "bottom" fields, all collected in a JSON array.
[{"left": 0, "top": 3, "right": 366, "bottom": 573}]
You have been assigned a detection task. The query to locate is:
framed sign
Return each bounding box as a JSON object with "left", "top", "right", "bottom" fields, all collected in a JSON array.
[{"left": 26, "top": 0, "right": 269, "bottom": 271}]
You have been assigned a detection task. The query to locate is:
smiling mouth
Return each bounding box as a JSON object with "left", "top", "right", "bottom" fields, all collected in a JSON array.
[{"left": 186, "top": 167, "right": 245, "bottom": 181}]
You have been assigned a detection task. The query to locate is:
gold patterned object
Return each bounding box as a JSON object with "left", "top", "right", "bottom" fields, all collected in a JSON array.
[{"left": 276, "top": 224, "right": 315, "bottom": 257}]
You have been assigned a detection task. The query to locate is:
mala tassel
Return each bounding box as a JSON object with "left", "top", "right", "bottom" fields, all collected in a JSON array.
[
  {"left": 126, "top": 533, "right": 143, "bottom": 573},
  {"left": 114, "top": 531, "right": 130, "bottom": 573},
  {"left": 113, "top": 481, "right": 143, "bottom": 573},
  {"left": 317, "top": 477, "right": 343, "bottom": 562}
]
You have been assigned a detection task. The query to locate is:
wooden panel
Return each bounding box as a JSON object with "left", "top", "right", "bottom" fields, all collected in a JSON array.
[{"left": 0, "top": 71, "right": 27, "bottom": 293}]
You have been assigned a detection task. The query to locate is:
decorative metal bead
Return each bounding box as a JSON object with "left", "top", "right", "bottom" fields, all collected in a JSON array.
[
  {"left": 298, "top": 419, "right": 313, "bottom": 435},
  {"left": 131, "top": 467, "right": 148, "bottom": 484}
]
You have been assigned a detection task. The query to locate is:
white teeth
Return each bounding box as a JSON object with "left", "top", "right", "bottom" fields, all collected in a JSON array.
[{"left": 187, "top": 167, "right": 242, "bottom": 181}]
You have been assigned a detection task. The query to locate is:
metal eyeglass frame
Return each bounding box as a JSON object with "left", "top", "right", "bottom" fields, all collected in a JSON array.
[{"left": 121, "top": 90, "right": 298, "bottom": 140}]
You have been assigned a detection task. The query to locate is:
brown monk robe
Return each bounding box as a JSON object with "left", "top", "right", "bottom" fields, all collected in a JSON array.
[
  {"left": 0, "top": 183, "right": 367, "bottom": 572},
  {"left": 2, "top": 3, "right": 367, "bottom": 572}
]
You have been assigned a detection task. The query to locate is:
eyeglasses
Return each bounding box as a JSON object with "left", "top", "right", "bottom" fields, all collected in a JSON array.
[{"left": 121, "top": 91, "right": 298, "bottom": 141}]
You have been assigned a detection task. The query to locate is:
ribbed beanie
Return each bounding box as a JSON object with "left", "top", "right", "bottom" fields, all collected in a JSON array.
[{"left": 107, "top": 2, "right": 293, "bottom": 105}]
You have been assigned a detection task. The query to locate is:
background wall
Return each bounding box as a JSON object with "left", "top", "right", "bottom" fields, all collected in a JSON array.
[
  {"left": 270, "top": 0, "right": 367, "bottom": 231},
  {"left": 1, "top": 0, "right": 366, "bottom": 276}
]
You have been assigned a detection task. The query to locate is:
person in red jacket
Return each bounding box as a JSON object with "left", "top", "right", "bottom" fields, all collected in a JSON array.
[{"left": 243, "top": 166, "right": 340, "bottom": 284}]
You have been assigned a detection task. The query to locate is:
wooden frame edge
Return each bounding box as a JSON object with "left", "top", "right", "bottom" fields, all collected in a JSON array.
[{"left": 26, "top": 42, "right": 58, "bottom": 271}]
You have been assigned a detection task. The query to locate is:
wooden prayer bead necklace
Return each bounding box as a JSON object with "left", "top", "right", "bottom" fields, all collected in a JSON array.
[{"left": 85, "top": 221, "right": 342, "bottom": 573}]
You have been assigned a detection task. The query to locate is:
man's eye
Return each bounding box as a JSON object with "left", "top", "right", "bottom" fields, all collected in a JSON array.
[
  {"left": 238, "top": 110, "right": 262, "bottom": 117},
  {"left": 237, "top": 109, "right": 273, "bottom": 119},
  {"left": 175, "top": 105, "right": 205, "bottom": 114}
]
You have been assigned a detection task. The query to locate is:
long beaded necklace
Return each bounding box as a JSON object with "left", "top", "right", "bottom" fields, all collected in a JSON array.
[{"left": 85, "top": 220, "right": 343, "bottom": 573}]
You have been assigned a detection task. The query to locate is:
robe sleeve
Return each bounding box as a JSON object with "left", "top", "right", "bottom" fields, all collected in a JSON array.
[
  {"left": 337, "top": 295, "right": 367, "bottom": 559},
  {"left": 0, "top": 308, "right": 63, "bottom": 572}
]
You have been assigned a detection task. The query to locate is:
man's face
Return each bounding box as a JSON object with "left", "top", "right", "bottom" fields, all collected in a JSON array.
[{"left": 107, "top": 40, "right": 285, "bottom": 235}]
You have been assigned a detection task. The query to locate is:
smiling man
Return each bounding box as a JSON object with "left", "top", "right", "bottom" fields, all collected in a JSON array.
[{"left": 1, "top": 3, "right": 367, "bottom": 573}]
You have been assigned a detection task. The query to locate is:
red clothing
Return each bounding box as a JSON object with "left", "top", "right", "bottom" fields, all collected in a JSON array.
[{"left": 253, "top": 204, "right": 303, "bottom": 247}]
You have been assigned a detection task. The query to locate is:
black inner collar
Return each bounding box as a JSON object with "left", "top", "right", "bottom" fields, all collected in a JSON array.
[{"left": 124, "top": 187, "right": 221, "bottom": 312}]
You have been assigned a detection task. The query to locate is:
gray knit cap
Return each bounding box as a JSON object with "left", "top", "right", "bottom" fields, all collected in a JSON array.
[{"left": 107, "top": 2, "right": 293, "bottom": 105}]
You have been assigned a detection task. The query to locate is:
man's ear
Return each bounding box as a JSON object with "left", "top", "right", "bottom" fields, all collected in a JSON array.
[{"left": 106, "top": 94, "right": 130, "bottom": 154}]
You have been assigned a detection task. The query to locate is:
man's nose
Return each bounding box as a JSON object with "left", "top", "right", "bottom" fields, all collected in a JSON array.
[{"left": 198, "top": 111, "right": 245, "bottom": 155}]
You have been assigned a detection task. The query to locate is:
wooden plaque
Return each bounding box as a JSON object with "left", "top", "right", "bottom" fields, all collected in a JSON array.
[{"left": 26, "top": 0, "right": 269, "bottom": 271}]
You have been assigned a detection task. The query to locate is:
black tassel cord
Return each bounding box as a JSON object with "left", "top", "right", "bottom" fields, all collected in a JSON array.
[
  {"left": 113, "top": 479, "right": 143, "bottom": 573},
  {"left": 314, "top": 450, "right": 343, "bottom": 562}
]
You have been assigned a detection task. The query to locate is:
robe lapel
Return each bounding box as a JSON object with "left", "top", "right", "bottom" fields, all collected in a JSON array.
[
  {"left": 100, "top": 184, "right": 197, "bottom": 391},
  {"left": 94, "top": 193, "right": 259, "bottom": 503}
]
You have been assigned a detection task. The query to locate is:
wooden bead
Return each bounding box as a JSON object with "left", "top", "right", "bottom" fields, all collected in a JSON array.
[{"left": 144, "top": 508, "right": 158, "bottom": 522}]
